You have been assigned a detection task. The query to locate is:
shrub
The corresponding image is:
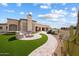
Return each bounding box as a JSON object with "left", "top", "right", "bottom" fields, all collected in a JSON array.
[
  {"left": 47, "top": 30, "right": 57, "bottom": 35},
  {"left": 3, "top": 32, "right": 16, "bottom": 35},
  {"left": 47, "top": 30, "right": 52, "bottom": 34}
]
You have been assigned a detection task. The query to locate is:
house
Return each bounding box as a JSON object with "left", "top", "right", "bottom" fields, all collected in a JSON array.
[{"left": 0, "top": 14, "right": 51, "bottom": 33}]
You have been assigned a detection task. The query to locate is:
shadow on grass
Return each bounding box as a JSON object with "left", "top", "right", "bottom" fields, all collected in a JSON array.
[
  {"left": 2, "top": 32, "right": 15, "bottom": 36},
  {"left": 8, "top": 36, "right": 17, "bottom": 41}
]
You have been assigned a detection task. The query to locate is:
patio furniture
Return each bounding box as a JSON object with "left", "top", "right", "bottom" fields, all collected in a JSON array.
[
  {"left": 16, "top": 31, "right": 24, "bottom": 39},
  {"left": 16, "top": 31, "right": 33, "bottom": 40}
]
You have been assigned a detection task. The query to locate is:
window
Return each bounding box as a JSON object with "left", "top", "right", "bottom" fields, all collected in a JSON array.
[
  {"left": 0, "top": 27, "right": 3, "bottom": 29},
  {"left": 9, "top": 24, "right": 17, "bottom": 31},
  {"left": 42, "top": 27, "right": 45, "bottom": 31}
]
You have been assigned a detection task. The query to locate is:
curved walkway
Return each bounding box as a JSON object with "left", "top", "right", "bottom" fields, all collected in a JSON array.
[{"left": 29, "top": 31, "right": 58, "bottom": 56}]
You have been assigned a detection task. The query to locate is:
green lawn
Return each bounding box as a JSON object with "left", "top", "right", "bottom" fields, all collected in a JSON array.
[{"left": 0, "top": 33, "right": 48, "bottom": 56}]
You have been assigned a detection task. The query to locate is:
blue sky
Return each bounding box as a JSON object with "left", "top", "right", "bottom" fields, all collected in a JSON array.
[{"left": 0, "top": 3, "right": 78, "bottom": 28}]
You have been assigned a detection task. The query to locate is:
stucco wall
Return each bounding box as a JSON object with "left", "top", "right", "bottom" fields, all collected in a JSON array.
[
  {"left": 7, "top": 19, "right": 19, "bottom": 32},
  {"left": 0, "top": 17, "right": 51, "bottom": 33},
  {"left": 0, "top": 24, "right": 7, "bottom": 33},
  {"left": 34, "top": 23, "right": 51, "bottom": 32},
  {"left": 20, "top": 20, "right": 27, "bottom": 32}
]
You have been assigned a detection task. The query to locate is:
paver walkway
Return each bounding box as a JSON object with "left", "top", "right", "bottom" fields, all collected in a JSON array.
[{"left": 29, "top": 31, "right": 58, "bottom": 56}]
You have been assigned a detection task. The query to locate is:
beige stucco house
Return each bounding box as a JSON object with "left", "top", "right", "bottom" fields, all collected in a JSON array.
[{"left": 0, "top": 14, "right": 51, "bottom": 33}]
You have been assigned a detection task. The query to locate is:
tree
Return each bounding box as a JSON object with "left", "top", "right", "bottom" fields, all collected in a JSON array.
[{"left": 75, "top": 10, "right": 79, "bottom": 44}]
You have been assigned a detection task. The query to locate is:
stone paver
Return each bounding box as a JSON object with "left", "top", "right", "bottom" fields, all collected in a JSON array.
[{"left": 29, "top": 31, "right": 58, "bottom": 56}]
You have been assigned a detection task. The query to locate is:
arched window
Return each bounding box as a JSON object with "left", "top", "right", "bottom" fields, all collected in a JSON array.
[
  {"left": 0, "top": 27, "right": 2, "bottom": 30},
  {"left": 42, "top": 27, "right": 45, "bottom": 31},
  {"left": 9, "top": 24, "right": 17, "bottom": 31},
  {"left": 35, "top": 26, "right": 38, "bottom": 32}
]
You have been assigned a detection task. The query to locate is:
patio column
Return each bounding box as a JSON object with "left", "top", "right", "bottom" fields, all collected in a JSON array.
[
  {"left": 40, "top": 27, "right": 42, "bottom": 31},
  {"left": 39, "top": 27, "right": 41, "bottom": 31},
  {"left": 44, "top": 27, "right": 46, "bottom": 31}
]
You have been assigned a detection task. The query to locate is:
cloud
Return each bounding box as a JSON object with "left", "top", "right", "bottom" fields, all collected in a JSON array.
[
  {"left": 0, "top": 3, "right": 8, "bottom": 6},
  {"left": 52, "top": 9, "right": 67, "bottom": 15},
  {"left": 72, "top": 7, "right": 77, "bottom": 11},
  {"left": 71, "top": 21, "right": 76, "bottom": 24},
  {"left": 29, "top": 12, "right": 32, "bottom": 15},
  {"left": 65, "top": 7, "right": 68, "bottom": 10},
  {"left": 38, "top": 9, "right": 72, "bottom": 26},
  {"left": 0, "top": 18, "right": 7, "bottom": 23},
  {"left": 71, "top": 12, "right": 77, "bottom": 17},
  {"left": 20, "top": 12, "right": 25, "bottom": 15},
  {"left": 33, "top": 3, "right": 52, "bottom": 9},
  {"left": 38, "top": 9, "right": 67, "bottom": 20},
  {"left": 40, "top": 3, "right": 52, "bottom": 9},
  {"left": 40, "top": 5, "right": 49, "bottom": 9},
  {"left": 33, "top": 3, "right": 38, "bottom": 6},
  {"left": 38, "top": 8, "right": 77, "bottom": 28},
  {"left": 62, "top": 3, "right": 66, "bottom": 6},
  {"left": 17, "top": 3, "right": 22, "bottom": 7},
  {"left": 51, "top": 9, "right": 66, "bottom": 16},
  {"left": 38, "top": 14, "right": 53, "bottom": 19},
  {"left": 4, "top": 10, "right": 15, "bottom": 13},
  {"left": 38, "top": 14, "right": 65, "bottom": 22}
]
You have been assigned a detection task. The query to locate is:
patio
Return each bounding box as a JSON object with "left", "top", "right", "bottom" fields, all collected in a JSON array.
[{"left": 16, "top": 31, "right": 42, "bottom": 40}]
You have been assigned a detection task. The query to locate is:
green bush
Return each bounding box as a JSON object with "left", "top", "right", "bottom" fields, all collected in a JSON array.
[{"left": 3, "top": 32, "right": 16, "bottom": 35}]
